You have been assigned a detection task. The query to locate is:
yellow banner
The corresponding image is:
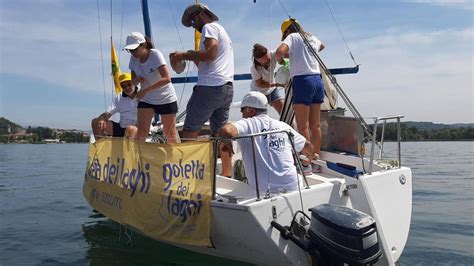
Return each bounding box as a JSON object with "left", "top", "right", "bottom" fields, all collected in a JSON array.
[
  {"left": 111, "top": 40, "right": 122, "bottom": 94},
  {"left": 83, "top": 138, "right": 214, "bottom": 246}
]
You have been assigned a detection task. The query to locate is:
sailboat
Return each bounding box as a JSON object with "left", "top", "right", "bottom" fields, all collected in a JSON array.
[{"left": 84, "top": 1, "right": 412, "bottom": 265}]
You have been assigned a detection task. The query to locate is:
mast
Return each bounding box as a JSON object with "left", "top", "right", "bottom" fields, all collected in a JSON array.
[
  {"left": 140, "top": 0, "right": 153, "bottom": 42},
  {"left": 140, "top": 0, "right": 160, "bottom": 124}
]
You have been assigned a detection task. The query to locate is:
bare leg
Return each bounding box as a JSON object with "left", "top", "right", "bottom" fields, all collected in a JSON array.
[
  {"left": 136, "top": 108, "right": 155, "bottom": 142},
  {"left": 125, "top": 125, "right": 138, "bottom": 139},
  {"left": 219, "top": 141, "right": 232, "bottom": 177},
  {"left": 161, "top": 113, "right": 179, "bottom": 143},
  {"left": 271, "top": 99, "right": 284, "bottom": 115},
  {"left": 182, "top": 129, "right": 199, "bottom": 141},
  {"left": 309, "top": 103, "right": 322, "bottom": 154},
  {"left": 293, "top": 104, "right": 311, "bottom": 142}
]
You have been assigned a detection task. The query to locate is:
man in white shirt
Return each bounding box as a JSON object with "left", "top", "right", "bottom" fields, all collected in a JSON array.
[
  {"left": 219, "top": 91, "right": 315, "bottom": 193},
  {"left": 171, "top": 3, "right": 234, "bottom": 140},
  {"left": 91, "top": 73, "right": 138, "bottom": 139}
]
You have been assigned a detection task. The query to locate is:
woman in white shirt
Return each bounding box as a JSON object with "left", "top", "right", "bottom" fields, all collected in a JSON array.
[
  {"left": 250, "top": 43, "right": 286, "bottom": 114},
  {"left": 124, "top": 32, "right": 179, "bottom": 143},
  {"left": 275, "top": 19, "right": 325, "bottom": 173}
]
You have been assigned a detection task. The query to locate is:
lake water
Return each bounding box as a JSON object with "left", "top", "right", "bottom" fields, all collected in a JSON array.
[{"left": 0, "top": 142, "right": 472, "bottom": 265}]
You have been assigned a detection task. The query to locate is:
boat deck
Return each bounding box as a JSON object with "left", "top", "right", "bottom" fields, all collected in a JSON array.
[{"left": 214, "top": 171, "right": 343, "bottom": 206}]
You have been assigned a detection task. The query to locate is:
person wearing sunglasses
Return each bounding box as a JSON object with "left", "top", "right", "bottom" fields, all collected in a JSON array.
[
  {"left": 170, "top": 3, "right": 234, "bottom": 141},
  {"left": 124, "top": 32, "right": 179, "bottom": 143}
]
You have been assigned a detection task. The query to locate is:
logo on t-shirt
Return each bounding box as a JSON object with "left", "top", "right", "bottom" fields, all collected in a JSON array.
[
  {"left": 261, "top": 127, "right": 286, "bottom": 149},
  {"left": 149, "top": 67, "right": 159, "bottom": 73}
]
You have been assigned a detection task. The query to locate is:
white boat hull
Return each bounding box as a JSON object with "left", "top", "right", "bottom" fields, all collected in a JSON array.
[{"left": 163, "top": 159, "right": 412, "bottom": 266}]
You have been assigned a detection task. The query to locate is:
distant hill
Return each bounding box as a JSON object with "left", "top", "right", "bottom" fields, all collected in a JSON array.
[
  {"left": 373, "top": 121, "right": 473, "bottom": 141},
  {"left": 1, "top": 117, "right": 472, "bottom": 142},
  {"left": 1, "top": 117, "right": 89, "bottom": 143},
  {"left": 403, "top": 121, "right": 474, "bottom": 130},
  {"left": 0, "top": 117, "right": 24, "bottom": 134}
]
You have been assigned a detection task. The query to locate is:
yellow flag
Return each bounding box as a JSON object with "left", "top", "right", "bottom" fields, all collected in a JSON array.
[
  {"left": 111, "top": 40, "right": 122, "bottom": 94},
  {"left": 194, "top": 0, "right": 201, "bottom": 51},
  {"left": 194, "top": 30, "right": 201, "bottom": 51}
]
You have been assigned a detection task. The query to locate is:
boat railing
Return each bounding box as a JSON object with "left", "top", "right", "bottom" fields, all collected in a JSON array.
[
  {"left": 212, "top": 129, "right": 310, "bottom": 201},
  {"left": 368, "top": 115, "right": 404, "bottom": 174}
]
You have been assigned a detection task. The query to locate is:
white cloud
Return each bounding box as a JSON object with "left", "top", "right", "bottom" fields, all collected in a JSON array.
[
  {"left": 0, "top": 1, "right": 472, "bottom": 127},
  {"left": 409, "top": 0, "right": 473, "bottom": 10},
  {"left": 334, "top": 27, "right": 473, "bottom": 123}
]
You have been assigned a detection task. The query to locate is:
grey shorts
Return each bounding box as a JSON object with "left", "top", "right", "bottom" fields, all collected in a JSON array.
[
  {"left": 184, "top": 82, "right": 234, "bottom": 133},
  {"left": 267, "top": 87, "right": 285, "bottom": 103}
]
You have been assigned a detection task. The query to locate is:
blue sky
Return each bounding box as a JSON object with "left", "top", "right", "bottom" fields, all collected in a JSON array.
[{"left": 0, "top": 0, "right": 472, "bottom": 130}]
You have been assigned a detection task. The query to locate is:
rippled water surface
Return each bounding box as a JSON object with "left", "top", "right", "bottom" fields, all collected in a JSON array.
[{"left": 0, "top": 142, "right": 472, "bottom": 265}]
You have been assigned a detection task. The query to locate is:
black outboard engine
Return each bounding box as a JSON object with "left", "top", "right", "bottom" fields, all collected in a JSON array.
[
  {"left": 271, "top": 204, "right": 381, "bottom": 266},
  {"left": 308, "top": 204, "right": 381, "bottom": 265}
]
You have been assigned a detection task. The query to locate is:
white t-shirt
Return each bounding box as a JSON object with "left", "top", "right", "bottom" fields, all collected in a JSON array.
[
  {"left": 250, "top": 51, "right": 278, "bottom": 95},
  {"left": 232, "top": 114, "right": 306, "bottom": 193},
  {"left": 107, "top": 94, "right": 138, "bottom": 128},
  {"left": 129, "top": 49, "right": 177, "bottom": 105},
  {"left": 197, "top": 22, "right": 234, "bottom": 86},
  {"left": 282, "top": 33, "right": 322, "bottom": 77}
]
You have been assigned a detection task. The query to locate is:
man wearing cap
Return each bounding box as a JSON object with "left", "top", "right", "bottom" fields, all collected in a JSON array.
[
  {"left": 219, "top": 91, "right": 314, "bottom": 193},
  {"left": 91, "top": 73, "right": 138, "bottom": 139},
  {"left": 171, "top": 3, "right": 234, "bottom": 140}
]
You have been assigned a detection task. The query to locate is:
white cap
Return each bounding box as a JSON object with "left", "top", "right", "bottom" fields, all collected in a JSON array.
[
  {"left": 124, "top": 32, "right": 146, "bottom": 50},
  {"left": 240, "top": 91, "right": 268, "bottom": 109}
]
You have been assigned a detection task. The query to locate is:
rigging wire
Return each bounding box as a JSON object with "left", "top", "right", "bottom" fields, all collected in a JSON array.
[
  {"left": 264, "top": 0, "right": 276, "bottom": 197},
  {"left": 110, "top": 0, "right": 113, "bottom": 42},
  {"left": 269, "top": 0, "right": 273, "bottom": 49},
  {"left": 96, "top": 0, "right": 108, "bottom": 110},
  {"left": 290, "top": 20, "right": 373, "bottom": 140},
  {"left": 278, "top": 0, "right": 291, "bottom": 17},
  {"left": 110, "top": 0, "right": 116, "bottom": 96},
  {"left": 276, "top": 1, "right": 372, "bottom": 139},
  {"left": 167, "top": 0, "right": 185, "bottom": 51},
  {"left": 276, "top": 0, "right": 306, "bottom": 212},
  {"left": 167, "top": 0, "right": 195, "bottom": 111},
  {"left": 118, "top": 0, "right": 125, "bottom": 61},
  {"left": 323, "top": 0, "right": 357, "bottom": 66}
]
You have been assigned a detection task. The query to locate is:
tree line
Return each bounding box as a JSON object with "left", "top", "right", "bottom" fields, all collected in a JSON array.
[
  {"left": 374, "top": 123, "right": 473, "bottom": 141},
  {"left": 0, "top": 118, "right": 89, "bottom": 143}
]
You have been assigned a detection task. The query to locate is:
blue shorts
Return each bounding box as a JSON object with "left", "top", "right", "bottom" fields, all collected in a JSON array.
[
  {"left": 266, "top": 87, "right": 285, "bottom": 103},
  {"left": 184, "top": 82, "right": 234, "bottom": 133},
  {"left": 292, "top": 74, "right": 324, "bottom": 105}
]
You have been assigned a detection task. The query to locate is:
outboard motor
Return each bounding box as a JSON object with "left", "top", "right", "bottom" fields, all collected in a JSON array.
[{"left": 271, "top": 204, "right": 381, "bottom": 266}]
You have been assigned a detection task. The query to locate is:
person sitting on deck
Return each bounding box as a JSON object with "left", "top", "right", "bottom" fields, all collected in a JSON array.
[
  {"left": 219, "top": 91, "right": 315, "bottom": 193},
  {"left": 91, "top": 73, "right": 138, "bottom": 139}
]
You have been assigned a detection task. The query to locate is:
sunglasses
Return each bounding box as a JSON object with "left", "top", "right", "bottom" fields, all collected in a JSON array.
[
  {"left": 190, "top": 12, "right": 200, "bottom": 27},
  {"left": 126, "top": 44, "right": 142, "bottom": 53}
]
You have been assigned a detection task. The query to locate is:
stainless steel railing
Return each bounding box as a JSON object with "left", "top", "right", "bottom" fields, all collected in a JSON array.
[
  {"left": 368, "top": 115, "right": 404, "bottom": 174},
  {"left": 212, "top": 129, "right": 310, "bottom": 200}
]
